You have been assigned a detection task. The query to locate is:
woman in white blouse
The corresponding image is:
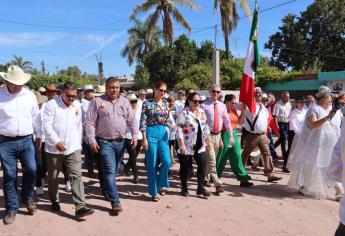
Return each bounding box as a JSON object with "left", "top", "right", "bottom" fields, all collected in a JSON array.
[
  {"left": 176, "top": 92, "right": 211, "bottom": 197},
  {"left": 285, "top": 96, "right": 307, "bottom": 172}
]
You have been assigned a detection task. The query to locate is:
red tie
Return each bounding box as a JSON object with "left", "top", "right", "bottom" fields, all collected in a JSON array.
[{"left": 214, "top": 102, "right": 219, "bottom": 133}]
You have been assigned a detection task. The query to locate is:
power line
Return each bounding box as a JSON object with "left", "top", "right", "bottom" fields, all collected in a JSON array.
[{"left": 264, "top": 47, "right": 345, "bottom": 60}]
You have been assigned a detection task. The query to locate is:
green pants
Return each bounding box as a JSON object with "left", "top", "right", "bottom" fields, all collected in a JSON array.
[
  {"left": 216, "top": 131, "right": 251, "bottom": 181},
  {"left": 46, "top": 150, "right": 86, "bottom": 211}
]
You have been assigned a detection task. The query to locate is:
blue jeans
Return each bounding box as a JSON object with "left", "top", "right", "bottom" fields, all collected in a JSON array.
[
  {"left": 0, "top": 135, "right": 36, "bottom": 213},
  {"left": 145, "top": 125, "right": 172, "bottom": 197},
  {"left": 97, "top": 137, "right": 125, "bottom": 205},
  {"left": 267, "top": 131, "right": 278, "bottom": 159},
  {"left": 275, "top": 122, "right": 289, "bottom": 161}
]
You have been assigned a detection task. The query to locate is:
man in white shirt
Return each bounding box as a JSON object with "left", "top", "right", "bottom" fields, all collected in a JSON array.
[
  {"left": 241, "top": 87, "right": 282, "bottom": 182},
  {"left": 174, "top": 90, "right": 186, "bottom": 115},
  {"left": 43, "top": 82, "right": 94, "bottom": 218},
  {"left": 137, "top": 89, "right": 146, "bottom": 113},
  {"left": 81, "top": 84, "right": 95, "bottom": 176},
  {"left": 0, "top": 65, "right": 41, "bottom": 225},
  {"left": 273, "top": 91, "right": 292, "bottom": 173}
]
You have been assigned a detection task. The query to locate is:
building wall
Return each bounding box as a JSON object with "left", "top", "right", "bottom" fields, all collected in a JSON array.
[{"left": 326, "top": 80, "right": 345, "bottom": 94}]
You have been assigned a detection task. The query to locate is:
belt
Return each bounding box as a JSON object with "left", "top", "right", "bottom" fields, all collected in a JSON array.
[
  {"left": 210, "top": 132, "right": 220, "bottom": 135},
  {"left": 0, "top": 134, "right": 32, "bottom": 140},
  {"left": 96, "top": 137, "right": 124, "bottom": 142}
]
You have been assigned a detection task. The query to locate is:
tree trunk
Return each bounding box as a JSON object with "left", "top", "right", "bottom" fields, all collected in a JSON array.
[{"left": 224, "top": 33, "right": 230, "bottom": 60}]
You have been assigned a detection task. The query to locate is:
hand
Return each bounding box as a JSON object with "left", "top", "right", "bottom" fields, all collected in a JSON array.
[
  {"left": 240, "top": 103, "right": 246, "bottom": 112},
  {"left": 219, "top": 139, "right": 224, "bottom": 149},
  {"left": 276, "top": 133, "right": 281, "bottom": 139},
  {"left": 230, "top": 136, "right": 235, "bottom": 145},
  {"left": 143, "top": 139, "right": 149, "bottom": 151},
  {"left": 56, "top": 142, "right": 66, "bottom": 152},
  {"left": 90, "top": 143, "right": 100, "bottom": 153},
  {"left": 327, "top": 111, "right": 336, "bottom": 120},
  {"left": 131, "top": 138, "right": 138, "bottom": 149},
  {"left": 35, "top": 138, "right": 42, "bottom": 151},
  {"left": 205, "top": 138, "right": 211, "bottom": 150},
  {"left": 179, "top": 143, "right": 186, "bottom": 155}
]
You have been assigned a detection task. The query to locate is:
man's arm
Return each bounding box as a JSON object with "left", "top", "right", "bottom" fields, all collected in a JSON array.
[
  {"left": 42, "top": 101, "right": 60, "bottom": 146},
  {"left": 85, "top": 99, "right": 98, "bottom": 145}
]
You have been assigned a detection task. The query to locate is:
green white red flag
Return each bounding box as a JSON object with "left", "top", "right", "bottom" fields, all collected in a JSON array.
[{"left": 239, "top": 5, "right": 260, "bottom": 114}]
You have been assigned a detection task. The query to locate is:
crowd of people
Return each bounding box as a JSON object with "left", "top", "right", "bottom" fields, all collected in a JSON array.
[{"left": 1, "top": 65, "right": 345, "bottom": 234}]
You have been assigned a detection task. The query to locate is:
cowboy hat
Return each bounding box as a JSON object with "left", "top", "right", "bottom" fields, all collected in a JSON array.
[
  {"left": 0, "top": 65, "right": 31, "bottom": 85},
  {"left": 94, "top": 85, "right": 105, "bottom": 96},
  {"left": 127, "top": 93, "right": 137, "bottom": 101},
  {"left": 84, "top": 84, "right": 94, "bottom": 91}
]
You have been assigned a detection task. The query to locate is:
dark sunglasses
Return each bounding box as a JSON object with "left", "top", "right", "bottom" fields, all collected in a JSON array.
[
  {"left": 130, "top": 100, "right": 138, "bottom": 104},
  {"left": 192, "top": 100, "right": 202, "bottom": 104},
  {"left": 212, "top": 90, "right": 221, "bottom": 94},
  {"left": 158, "top": 89, "right": 167, "bottom": 93}
]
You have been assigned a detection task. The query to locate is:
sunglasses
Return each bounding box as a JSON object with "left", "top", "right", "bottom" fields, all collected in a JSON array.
[
  {"left": 212, "top": 90, "right": 221, "bottom": 94},
  {"left": 130, "top": 100, "right": 138, "bottom": 104},
  {"left": 65, "top": 94, "right": 77, "bottom": 99},
  {"left": 158, "top": 89, "right": 167, "bottom": 93},
  {"left": 192, "top": 100, "right": 202, "bottom": 104}
]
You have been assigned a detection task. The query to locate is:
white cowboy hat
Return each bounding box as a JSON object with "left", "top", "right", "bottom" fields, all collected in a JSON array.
[
  {"left": 84, "top": 84, "right": 94, "bottom": 91},
  {"left": 94, "top": 85, "right": 105, "bottom": 96},
  {"left": 0, "top": 65, "right": 31, "bottom": 85},
  {"left": 126, "top": 93, "right": 137, "bottom": 101}
]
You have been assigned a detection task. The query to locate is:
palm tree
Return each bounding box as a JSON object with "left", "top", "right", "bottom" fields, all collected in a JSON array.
[
  {"left": 213, "top": 0, "right": 251, "bottom": 59},
  {"left": 121, "top": 15, "right": 162, "bottom": 66},
  {"left": 131, "top": 0, "right": 200, "bottom": 46},
  {"left": 10, "top": 55, "right": 34, "bottom": 72}
]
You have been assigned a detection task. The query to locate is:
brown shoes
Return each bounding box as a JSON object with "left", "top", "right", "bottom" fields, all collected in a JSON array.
[
  {"left": 26, "top": 201, "right": 37, "bottom": 214},
  {"left": 215, "top": 186, "right": 224, "bottom": 194},
  {"left": 267, "top": 176, "right": 282, "bottom": 182},
  {"left": 110, "top": 203, "right": 123, "bottom": 215},
  {"left": 3, "top": 212, "right": 16, "bottom": 225}
]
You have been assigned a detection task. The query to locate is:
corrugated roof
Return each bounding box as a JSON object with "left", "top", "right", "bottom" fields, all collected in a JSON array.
[
  {"left": 317, "top": 71, "right": 345, "bottom": 81},
  {"left": 264, "top": 79, "right": 324, "bottom": 91}
]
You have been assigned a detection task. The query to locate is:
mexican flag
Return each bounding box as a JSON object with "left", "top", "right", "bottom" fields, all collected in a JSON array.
[{"left": 239, "top": 5, "right": 260, "bottom": 114}]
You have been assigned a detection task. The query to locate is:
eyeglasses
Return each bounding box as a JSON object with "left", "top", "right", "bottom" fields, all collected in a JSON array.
[
  {"left": 65, "top": 94, "right": 76, "bottom": 99},
  {"left": 192, "top": 100, "right": 202, "bottom": 104},
  {"left": 158, "top": 89, "right": 167, "bottom": 93},
  {"left": 212, "top": 90, "right": 221, "bottom": 94},
  {"left": 130, "top": 100, "right": 138, "bottom": 104}
]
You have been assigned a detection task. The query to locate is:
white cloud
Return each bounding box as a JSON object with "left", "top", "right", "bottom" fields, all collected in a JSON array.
[
  {"left": 0, "top": 32, "right": 65, "bottom": 47},
  {"left": 81, "top": 30, "right": 126, "bottom": 60}
]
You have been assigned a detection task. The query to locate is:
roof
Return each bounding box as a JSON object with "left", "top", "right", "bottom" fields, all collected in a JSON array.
[
  {"left": 264, "top": 79, "right": 324, "bottom": 91},
  {"left": 317, "top": 71, "right": 345, "bottom": 81}
]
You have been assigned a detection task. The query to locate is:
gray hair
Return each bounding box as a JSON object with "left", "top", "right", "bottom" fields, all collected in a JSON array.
[
  {"left": 210, "top": 84, "right": 221, "bottom": 91},
  {"left": 315, "top": 86, "right": 331, "bottom": 100},
  {"left": 254, "top": 87, "right": 262, "bottom": 93}
]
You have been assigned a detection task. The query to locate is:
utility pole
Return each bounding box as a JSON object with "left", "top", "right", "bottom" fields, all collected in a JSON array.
[
  {"left": 212, "top": 24, "right": 220, "bottom": 86},
  {"left": 95, "top": 53, "right": 104, "bottom": 85}
]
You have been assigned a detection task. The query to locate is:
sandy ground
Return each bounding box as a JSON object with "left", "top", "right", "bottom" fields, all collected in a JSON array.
[{"left": 0, "top": 153, "right": 340, "bottom": 236}]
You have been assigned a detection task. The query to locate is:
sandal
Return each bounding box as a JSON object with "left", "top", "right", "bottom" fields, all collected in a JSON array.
[
  {"left": 158, "top": 188, "right": 166, "bottom": 196},
  {"left": 151, "top": 196, "right": 160, "bottom": 202}
]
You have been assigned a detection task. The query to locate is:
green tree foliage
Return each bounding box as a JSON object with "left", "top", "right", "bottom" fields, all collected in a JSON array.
[
  {"left": 10, "top": 55, "right": 34, "bottom": 72},
  {"left": 131, "top": 0, "right": 200, "bottom": 45},
  {"left": 220, "top": 59, "right": 243, "bottom": 89},
  {"left": 265, "top": 0, "right": 345, "bottom": 72},
  {"left": 177, "top": 63, "right": 212, "bottom": 90},
  {"left": 133, "top": 64, "right": 150, "bottom": 89}
]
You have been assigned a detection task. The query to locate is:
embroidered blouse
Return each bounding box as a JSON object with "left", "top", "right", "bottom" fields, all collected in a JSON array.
[
  {"left": 176, "top": 107, "right": 210, "bottom": 155},
  {"left": 140, "top": 98, "right": 170, "bottom": 132}
]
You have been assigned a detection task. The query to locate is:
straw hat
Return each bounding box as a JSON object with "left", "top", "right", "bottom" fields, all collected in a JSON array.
[
  {"left": 94, "top": 85, "right": 105, "bottom": 96},
  {"left": 38, "top": 87, "right": 46, "bottom": 93},
  {"left": 0, "top": 65, "right": 31, "bottom": 85},
  {"left": 45, "top": 83, "right": 57, "bottom": 91},
  {"left": 84, "top": 84, "right": 94, "bottom": 91},
  {"left": 127, "top": 93, "right": 137, "bottom": 101}
]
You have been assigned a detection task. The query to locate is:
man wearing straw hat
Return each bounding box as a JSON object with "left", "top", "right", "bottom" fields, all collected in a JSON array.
[{"left": 0, "top": 65, "right": 42, "bottom": 225}]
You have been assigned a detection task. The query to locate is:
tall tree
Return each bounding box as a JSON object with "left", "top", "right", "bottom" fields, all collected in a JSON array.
[
  {"left": 10, "top": 55, "right": 34, "bottom": 72},
  {"left": 121, "top": 15, "right": 162, "bottom": 66},
  {"left": 213, "top": 0, "right": 251, "bottom": 59},
  {"left": 265, "top": 0, "right": 345, "bottom": 72},
  {"left": 131, "top": 0, "right": 200, "bottom": 45}
]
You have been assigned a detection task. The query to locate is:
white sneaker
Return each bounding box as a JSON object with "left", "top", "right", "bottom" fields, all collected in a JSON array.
[
  {"left": 65, "top": 180, "right": 72, "bottom": 192},
  {"left": 36, "top": 187, "right": 44, "bottom": 196}
]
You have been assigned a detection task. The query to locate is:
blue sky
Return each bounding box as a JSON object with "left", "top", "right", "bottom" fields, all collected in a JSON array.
[{"left": 0, "top": 0, "right": 314, "bottom": 76}]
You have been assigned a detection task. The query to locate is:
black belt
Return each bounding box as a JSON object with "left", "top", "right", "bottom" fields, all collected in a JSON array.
[
  {"left": 0, "top": 134, "right": 32, "bottom": 140},
  {"left": 105, "top": 138, "right": 124, "bottom": 142},
  {"left": 210, "top": 132, "right": 220, "bottom": 135}
]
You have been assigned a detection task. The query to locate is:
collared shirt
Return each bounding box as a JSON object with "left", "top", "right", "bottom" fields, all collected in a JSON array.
[
  {"left": 176, "top": 107, "right": 210, "bottom": 155},
  {"left": 174, "top": 99, "right": 185, "bottom": 115},
  {"left": 43, "top": 96, "right": 82, "bottom": 155},
  {"left": 81, "top": 98, "right": 92, "bottom": 124},
  {"left": 125, "top": 108, "right": 143, "bottom": 140},
  {"left": 85, "top": 94, "right": 137, "bottom": 144},
  {"left": 137, "top": 98, "right": 145, "bottom": 114},
  {"left": 201, "top": 98, "right": 232, "bottom": 136},
  {"left": 0, "top": 87, "right": 41, "bottom": 137},
  {"left": 139, "top": 99, "right": 170, "bottom": 132},
  {"left": 289, "top": 108, "right": 307, "bottom": 134},
  {"left": 273, "top": 100, "right": 292, "bottom": 123},
  {"left": 243, "top": 103, "right": 269, "bottom": 134}
]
